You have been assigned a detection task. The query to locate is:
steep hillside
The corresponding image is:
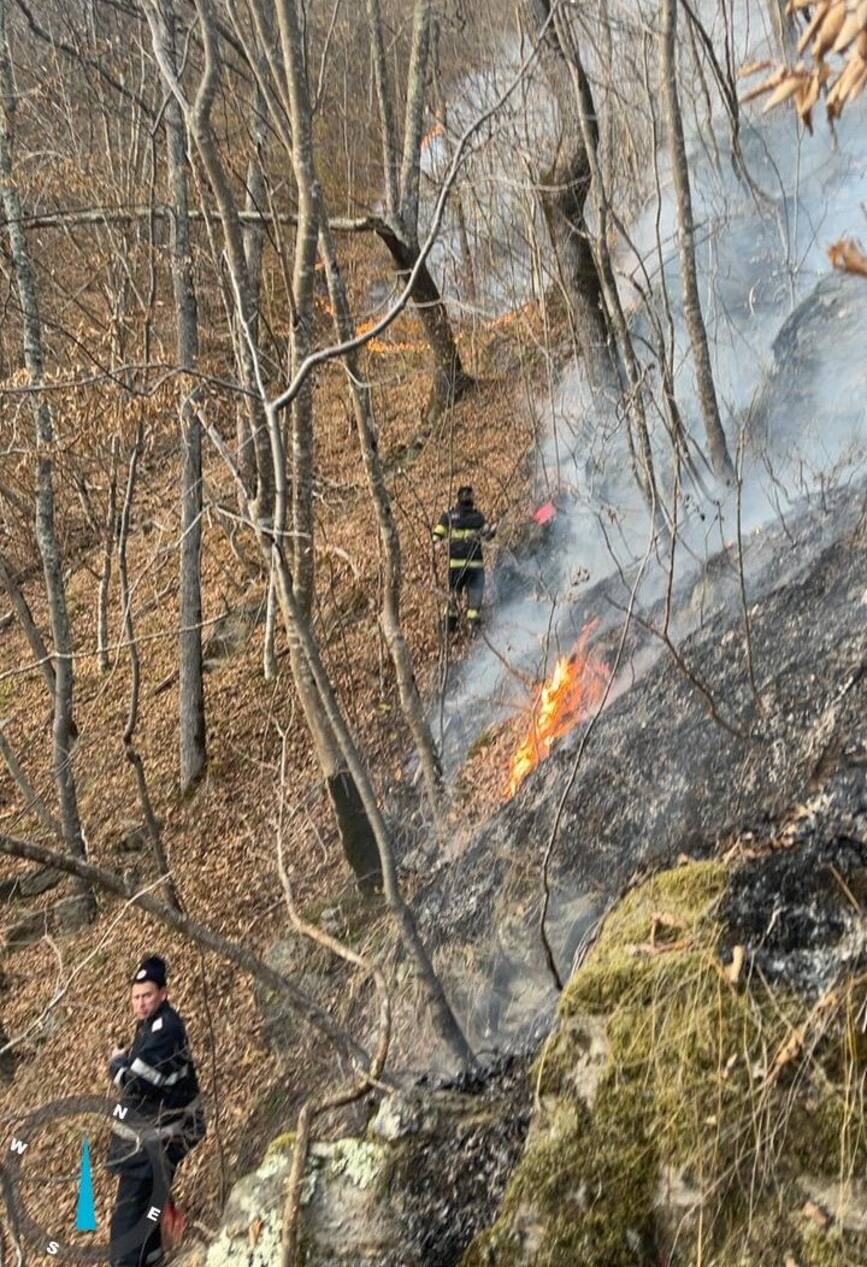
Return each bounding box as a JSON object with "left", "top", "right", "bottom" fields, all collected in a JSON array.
[{"left": 0, "top": 305, "right": 544, "bottom": 1231}]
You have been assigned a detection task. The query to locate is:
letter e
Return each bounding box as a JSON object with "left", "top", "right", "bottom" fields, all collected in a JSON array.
[{"left": 147, "top": 1207, "right": 161, "bottom": 1223}]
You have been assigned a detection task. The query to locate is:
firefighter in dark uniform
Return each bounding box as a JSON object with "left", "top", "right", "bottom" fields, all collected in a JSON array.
[
  {"left": 107, "top": 956, "right": 205, "bottom": 1267},
  {"left": 433, "top": 486, "right": 495, "bottom": 633}
]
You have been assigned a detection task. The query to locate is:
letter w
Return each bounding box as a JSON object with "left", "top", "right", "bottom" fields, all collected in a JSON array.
[{"left": 9, "top": 1138, "right": 28, "bottom": 1155}]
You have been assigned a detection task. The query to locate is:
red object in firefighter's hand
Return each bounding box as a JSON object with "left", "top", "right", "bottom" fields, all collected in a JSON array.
[
  {"left": 533, "top": 501, "right": 556, "bottom": 525},
  {"left": 161, "top": 1200, "right": 187, "bottom": 1253}
]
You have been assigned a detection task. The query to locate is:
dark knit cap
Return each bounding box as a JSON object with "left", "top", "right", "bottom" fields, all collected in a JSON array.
[{"left": 132, "top": 955, "right": 167, "bottom": 988}]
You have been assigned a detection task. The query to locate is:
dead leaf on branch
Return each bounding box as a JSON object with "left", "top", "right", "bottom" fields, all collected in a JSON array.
[
  {"left": 828, "top": 237, "right": 867, "bottom": 277},
  {"left": 741, "top": 2, "right": 867, "bottom": 123},
  {"left": 738, "top": 59, "right": 773, "bottom": 79}
]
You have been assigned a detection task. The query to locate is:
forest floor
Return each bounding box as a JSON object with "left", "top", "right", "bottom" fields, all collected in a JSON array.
[{"left": 0, "top": 266, "right": 555, "bottom": 1239}]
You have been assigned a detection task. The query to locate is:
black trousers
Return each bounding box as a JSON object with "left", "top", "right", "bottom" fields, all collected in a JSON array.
[
  {"left": 109, "top": 1155, "right": 176, "bottom": 1267},
  {"left": 447, "top": 566, "right": 485, "bottom": 627}
]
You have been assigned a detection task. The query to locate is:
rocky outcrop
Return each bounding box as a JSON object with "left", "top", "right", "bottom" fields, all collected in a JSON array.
[
  {"left": 187, "top": 1078, "right": 529, "bottom": 1267},
  {"left": 463, "top": 844, "right": 867, "bottom": 1266}
]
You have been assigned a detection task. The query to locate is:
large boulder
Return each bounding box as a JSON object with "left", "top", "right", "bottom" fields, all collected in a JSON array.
[
  {"left": 462, "top": 839, "right": 867, "bottom": 1266},
  {"left": 190, "top": 1080, "right": 528, "bottom": 1267}
]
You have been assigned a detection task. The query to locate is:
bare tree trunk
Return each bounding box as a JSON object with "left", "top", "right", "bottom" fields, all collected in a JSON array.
[
  {"left": 143, "top": 0, "right": 275, "bottom": 528},
  {"left": 97, "top": 436, "right": 119, "bottom": 674},
  {"left": 398, "top": 0, "right": 431, "bottom": 239},
  {"left": 528, "top": 0, "right": 618, "bottom": 395},
  {"left": 161, "top": 0, "right": 207, "bottom": 796},
  {"left": 274, "top": 0, "right": 319, "bottom": 616},
  {"left": 366, "top": 0, "right": 471, "bottom": 421},
  {"left": 318, "top": 219, "right": 445, "bottom": 822},
  {"left": 117, "top": 427, "right": 182, "bottom": 911},
  {"left": 0, "top": 0, "right": 93, "bottom": 918},
  {"left": 267, "top": 529, "right": 472, "bottom": 1067},
  {"left": 266, "top": 0, "right": 382, "bottom": 891},
  {"left": 550, "top": 8, "right": 661, "bottom": 514},
  {"left": 238, "top": 70, "right": 269, "bottom": 497},
  {"left": 0, "top": 552, "right": 56, "bottom": 697},
  {"left": 375, "top": 224, "right": 473, "bottom": 422},
  {"left": 660, "top": 0, "right": 734, "bottom": 482},
  {"left": 365, "top": 0, "right": 400, "bottom": 213}
]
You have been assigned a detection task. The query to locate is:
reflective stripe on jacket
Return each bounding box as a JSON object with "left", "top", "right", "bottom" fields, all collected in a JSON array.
[
  {"left": 107, "top": 1001, "right": 205, "bottom": 1171},
  {"left": 433, "top": 505, "right": 487, "bottom": 566}
]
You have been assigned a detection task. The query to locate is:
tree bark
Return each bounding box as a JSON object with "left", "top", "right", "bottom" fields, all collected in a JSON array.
[
  {"left": 366, "top": 0, "right": 400, "bottom": 215},
  {"left": 118, "top": 427, "right": 183, "bottom": 912},
  {"left": 161, "top": 0, "right": 207, "bottom": 797},
  {"left": 549, "top": 8, "right": 661, "bottom": 513},
  {"left": 527, "top": 0, "right": 618, "bottom": 393},
  {"left": 660, "top": 0, "right": 734, "bottom": 481},
  {"left": 96, "top": 437, "right": 119, "bottom": 674},
  {"left": 143, "top": 0, "right": 275, "bottom": 528},
  {"left": 366, "top": 0, "right": 471, "bottom": 420},
  {"left": 274, "top": 0, "right": 320, "bottom": 617},
  {"left": 266, "top": 530, "right": 472, "bottom": 1068},
  {"left": 375, "top": 224, "right": 473, "bottom": 421},
  {"left": 0, "top": 552, "right": 56, "bottom": 697},
  {"left": 0, "top": 0, "right": 93, "bottom": 918},
  {"left": 238, "top": 44, "right": 271, "bottom": 499},
  {"left": 318, "top": 218, "right": 445, "bottom": 822}
]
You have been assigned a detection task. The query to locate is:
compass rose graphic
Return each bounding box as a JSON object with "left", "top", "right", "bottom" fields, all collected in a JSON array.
[{"left": 1, "top": 1096, "right": 170, "bottom": 1263}]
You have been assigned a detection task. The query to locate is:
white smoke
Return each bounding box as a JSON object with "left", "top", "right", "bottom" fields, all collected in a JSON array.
[{"left": 430, "top": 3, "right": 867, "bottom": 776}]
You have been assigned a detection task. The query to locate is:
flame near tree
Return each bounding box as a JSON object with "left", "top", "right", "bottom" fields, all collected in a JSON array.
[{"left": 507, "top": 622, "right": 609, "bottom": 798}]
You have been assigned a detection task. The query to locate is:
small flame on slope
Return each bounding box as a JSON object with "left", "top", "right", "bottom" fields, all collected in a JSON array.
[{"left": 507, "top": 621, "right": 609, "bottom": 798}]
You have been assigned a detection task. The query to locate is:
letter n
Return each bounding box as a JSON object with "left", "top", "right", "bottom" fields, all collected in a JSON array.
[{"left": 112, "top": 1104, "right": 129, "bottom": 1120}]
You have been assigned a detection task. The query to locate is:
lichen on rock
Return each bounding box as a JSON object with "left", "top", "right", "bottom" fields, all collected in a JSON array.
[{"left": 461, "top": 857, "right": 867, "bottom": 1266}]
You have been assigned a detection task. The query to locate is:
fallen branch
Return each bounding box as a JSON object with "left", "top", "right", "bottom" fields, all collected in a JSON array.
[
  {"left": 0, "top": 205, "right": 386, "bottom": 233},
  {"left": 0, "top": 832, "right": 370, "bottom": 1069}
]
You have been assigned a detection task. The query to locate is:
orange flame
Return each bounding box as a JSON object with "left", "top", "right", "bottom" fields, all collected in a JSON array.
[{"left": 507, "top": 621, "right": 608, "bottom": 798}]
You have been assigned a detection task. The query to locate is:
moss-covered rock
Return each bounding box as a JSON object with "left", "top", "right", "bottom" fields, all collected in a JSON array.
[
  {"left": 195, "top": 1079, "right": 528, "bottom": 1267},
  {"left": 462, "top": 860, "right": 867, "bottom": 1266}
]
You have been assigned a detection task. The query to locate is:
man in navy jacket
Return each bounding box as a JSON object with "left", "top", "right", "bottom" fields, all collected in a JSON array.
[{"left": 107, "top": 956, "right": 205, "bottom": 1267}]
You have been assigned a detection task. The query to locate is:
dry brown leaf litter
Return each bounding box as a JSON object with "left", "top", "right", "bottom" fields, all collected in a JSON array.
[{"left": 0, "top": 286, "right": 544, "bottom": 1237}]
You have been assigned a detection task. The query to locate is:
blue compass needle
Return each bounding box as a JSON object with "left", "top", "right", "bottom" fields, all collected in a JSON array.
[{"left": 75, "top": 1137, "right": 97, "bottom": 1233}]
